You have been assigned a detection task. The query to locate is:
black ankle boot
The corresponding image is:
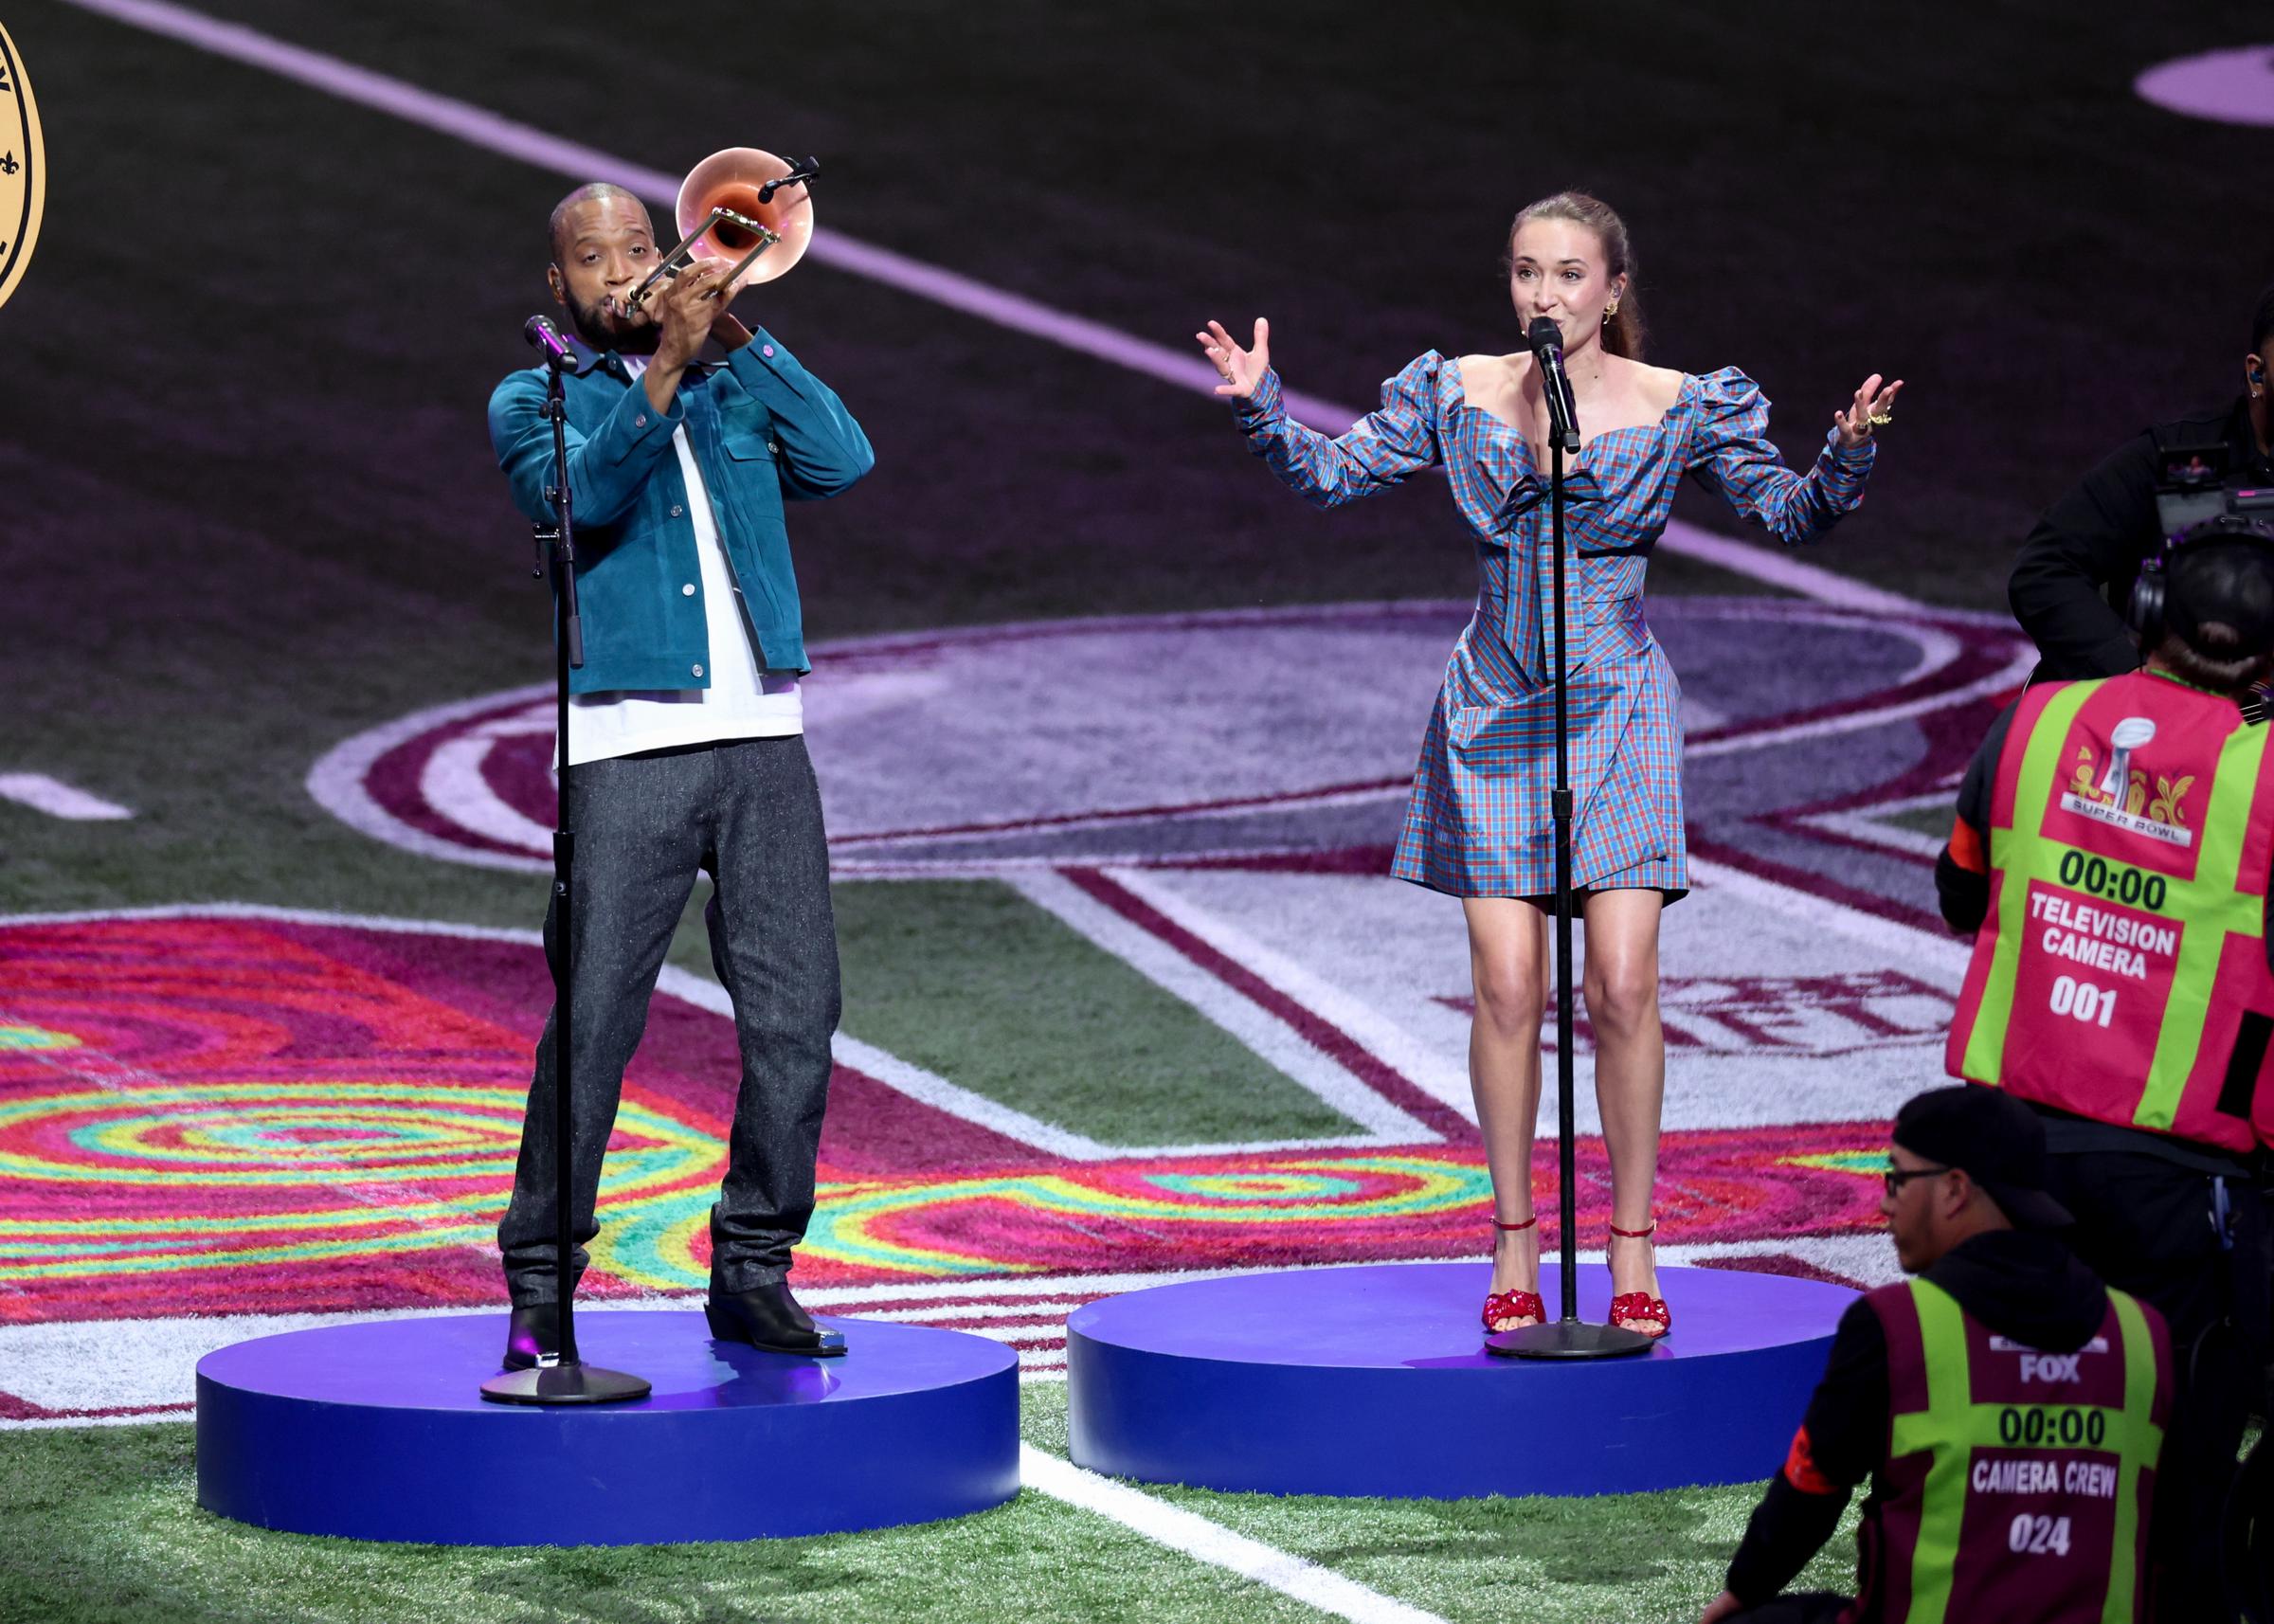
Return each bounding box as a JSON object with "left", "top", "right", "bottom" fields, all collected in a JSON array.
[
  {"left": 501, "top": 1301, "right": 562, "bottom": 1370},
  {"left": 704, "top": 1281, "right": 846, "bottom": 1357}
]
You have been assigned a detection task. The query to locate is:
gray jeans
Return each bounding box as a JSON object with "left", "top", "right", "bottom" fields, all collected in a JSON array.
[{"left": 498, "top": 735, "right": 840, "bottom": 1306}]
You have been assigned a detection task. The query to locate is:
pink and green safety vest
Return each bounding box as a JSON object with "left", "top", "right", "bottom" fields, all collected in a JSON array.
[
  {"left": 1854, "top": 1278, "right": 2170, "bottom": 1624},
  {"left": 1947, "top": 669, "right": 2274, "bottom": 1152}
]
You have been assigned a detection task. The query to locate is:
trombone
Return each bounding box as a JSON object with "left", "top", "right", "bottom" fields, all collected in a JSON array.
[{"left": 613, "top": 148, "right": 820, "bottom": 316}]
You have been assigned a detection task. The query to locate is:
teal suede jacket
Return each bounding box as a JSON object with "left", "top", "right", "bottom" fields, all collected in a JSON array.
[{"left": 487, "top": 328, "right": 873, "bottom": 692}]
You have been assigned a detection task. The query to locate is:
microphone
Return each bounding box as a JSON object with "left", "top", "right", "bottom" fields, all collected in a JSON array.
[
  {"left": 757, "top": 156, "right": 821, "bottom": 205},
  {"left": 524, "top": 314, "right": 579, "bottom": 371},
  {"left": 1527, "top": 316, "right": 1580, "bottom": 452}
]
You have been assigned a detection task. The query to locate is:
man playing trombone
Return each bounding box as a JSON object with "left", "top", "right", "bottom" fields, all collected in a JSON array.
[{"left": 487, "top": 179, "right": 873, "bottom": 1367}]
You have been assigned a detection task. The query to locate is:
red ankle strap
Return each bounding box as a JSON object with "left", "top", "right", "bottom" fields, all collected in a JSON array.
[
  {"left": 1608, "top": 1219, "right": 1656, "bottom": 1238},
  {"left": 1492, "top": 1215, "right": 1539, "bottom": 1233}
]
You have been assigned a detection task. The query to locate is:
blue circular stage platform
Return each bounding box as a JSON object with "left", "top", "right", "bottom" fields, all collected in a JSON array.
[
  {"left": 1068, "top": 1261, "right": 1852, "bottom": 1498},
  {"left": 196, "top": 1310, "right": 1020, "bottom": 1544}
]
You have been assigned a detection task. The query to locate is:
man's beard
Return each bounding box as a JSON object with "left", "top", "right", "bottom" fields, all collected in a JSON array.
[{"left": 563, "top": 289, "right": 661, "bottom": 355}]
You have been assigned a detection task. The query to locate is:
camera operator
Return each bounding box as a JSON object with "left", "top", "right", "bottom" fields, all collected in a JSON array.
[
  {"left": 1940, "top": 516, "right": 2274, "bottom": 1621},
  {"left": 2011, "top": 284, "right": 2274, "bottom": 682}
]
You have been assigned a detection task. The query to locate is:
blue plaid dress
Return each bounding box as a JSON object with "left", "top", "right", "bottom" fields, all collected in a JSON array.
[{"left": 1234, "top": 353, "right": 1875, "bottom": 898}]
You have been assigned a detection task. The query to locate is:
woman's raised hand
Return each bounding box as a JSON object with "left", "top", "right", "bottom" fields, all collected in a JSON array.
[
  {"left": 1833, "top": 372, "right": 1904, "bottom": 450},
  {"left": 1195, "top": 317, "right": 1270, "bottom": 398}
]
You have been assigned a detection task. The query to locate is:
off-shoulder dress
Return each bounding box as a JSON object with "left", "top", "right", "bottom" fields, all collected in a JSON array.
[{"left": 1232, "top": 354, "right": 1876, "bottom": 898}]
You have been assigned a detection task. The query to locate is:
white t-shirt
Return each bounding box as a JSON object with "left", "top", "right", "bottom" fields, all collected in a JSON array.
[{"left": 563, "top": 356, "right": 805, "bottom": 767}]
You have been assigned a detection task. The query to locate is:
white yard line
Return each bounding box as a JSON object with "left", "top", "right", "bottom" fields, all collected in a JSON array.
[
  {"left": 1792, "top": 808, "right": 1948, "bottom": 860},
  {"left": 1020, "top": 1446, "right": 1453, "bottom": 1624},
  {"left": 65, "top": 0, "right": 1934, "bottom": 618},
  {"left": 1003, "top": 870, "right": 1435, "bottom": 1144},
  {"left": 1687, "top": 856, "right": 1972, "bottom": 981},
  {"left": 1687, "top": 639, "right": 2036, "bottom": 761},
  {"left": 1102, "top": 866, "right": 1480, "bottom": 1124},
  {"left": 1789, "top": 788, "right": 1958, "bottom": 861},
  {"left": 0, "top": 773, "right": 133, "bottom": 820}
]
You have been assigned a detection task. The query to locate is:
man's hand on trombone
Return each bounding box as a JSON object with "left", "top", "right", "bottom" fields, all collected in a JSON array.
[{"left": 636, "top": 260, "right": 738, "bottom": 412}]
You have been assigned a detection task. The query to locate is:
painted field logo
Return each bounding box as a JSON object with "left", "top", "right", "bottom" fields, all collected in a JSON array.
[
  {"left": 0, "top": 909, "right": 1897, "bottom": 1332},
  {"left": 1448, "top": 969, "right": 1955, "bottom": 1059},
  {"left": 0, "top": 21, "right": 44, "bottom": 312},
  {"left": 298, "top": 599, "right": 2030, "bottom": 1139},
  {"left": 309, "top": 598, "right": 2032, "bottom": 877}
]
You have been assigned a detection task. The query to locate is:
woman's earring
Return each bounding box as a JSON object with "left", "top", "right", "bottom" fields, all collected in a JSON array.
[{"left": 1604, "top": 300, "right": 1619, "bottom": 322}]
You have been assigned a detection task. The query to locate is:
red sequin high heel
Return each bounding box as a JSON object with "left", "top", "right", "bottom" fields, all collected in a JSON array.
[
  {"left": 1607, "top": 1219, "right": 1671, "bottom": 1339},
  {"left": 1481, "top": 1215, "right": 1544, "bottom": 1333}
]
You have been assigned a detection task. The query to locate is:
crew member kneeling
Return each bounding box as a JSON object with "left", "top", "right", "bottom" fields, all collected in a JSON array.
[
  {"left": 1699, "top": 1088, "right": 2172, "bottom": 1624},
  {"left": 1940, "top": 515, "right": 2274, "bottom": 1621}
]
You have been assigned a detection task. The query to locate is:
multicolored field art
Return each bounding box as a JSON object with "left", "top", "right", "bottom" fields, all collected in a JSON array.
[
  {"left": 0, "top": 911, "right": 1895, "bottom": 1331},
  {"left": 9, "top": 4, "right": 2266, "bottom": 1618},
  {"left": 3, "top": 593, "right": 2017, "bottom": 1429}
]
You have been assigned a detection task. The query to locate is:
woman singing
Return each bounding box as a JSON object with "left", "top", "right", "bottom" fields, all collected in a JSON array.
[{"left": 1195, "top": 191, "right": 1900, "bottom": 1338}]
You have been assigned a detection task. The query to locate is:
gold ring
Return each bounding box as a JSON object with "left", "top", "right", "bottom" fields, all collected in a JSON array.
[{"left": 1868, "top": 410, "right": 1893, "bottom": 427}]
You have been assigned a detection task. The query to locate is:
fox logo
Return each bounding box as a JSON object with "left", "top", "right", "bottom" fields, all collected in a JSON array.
[{"left": 2019, "top": 1352, "right": 2084, "bottom": 1384}]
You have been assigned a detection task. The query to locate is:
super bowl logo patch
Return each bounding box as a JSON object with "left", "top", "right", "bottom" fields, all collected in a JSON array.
[
  {"left": 0, "top": 20, "right": 43, "bottom": 314},
  {"left": 2060, "top": 718, "right": 2194, "bottom": 848}
]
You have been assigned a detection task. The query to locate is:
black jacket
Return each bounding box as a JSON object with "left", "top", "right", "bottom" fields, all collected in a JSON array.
[
  {"left": 1724, "top": 1231, "right": 2110, "bottom": 1607},
  {"left": 2009, "top": 398, "right": 2274, "bottom": 683}
]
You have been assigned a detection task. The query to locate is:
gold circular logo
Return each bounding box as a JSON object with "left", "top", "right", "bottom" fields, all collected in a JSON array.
[{"left": 0, "top": 20, "right": 45, "bottom": 313}]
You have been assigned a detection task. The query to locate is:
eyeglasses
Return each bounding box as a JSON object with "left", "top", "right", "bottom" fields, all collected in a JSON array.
[{"left": 1883, "top": 1164, "right": 1954, "bottom": 1197}]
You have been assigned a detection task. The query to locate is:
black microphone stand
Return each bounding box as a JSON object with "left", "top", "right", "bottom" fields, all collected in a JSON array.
[
  {"left": 1489, "top": 334, "right": 1653, "bottom": 1362},
  {"left": 482, "top": 340, "right": 651, "bottom": 1405}
]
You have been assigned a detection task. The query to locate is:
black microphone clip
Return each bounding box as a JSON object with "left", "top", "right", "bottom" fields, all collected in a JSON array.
[{"left": 756, "top": 156, "right": 821, "bottom": 206}]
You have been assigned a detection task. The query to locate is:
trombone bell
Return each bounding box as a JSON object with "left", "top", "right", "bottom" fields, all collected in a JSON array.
[
  {"left": 618, "top": 147, "right": 817, "bottom": 313},
  {"left": 675, "top": 148, "right": 814, "bottom": 289}
]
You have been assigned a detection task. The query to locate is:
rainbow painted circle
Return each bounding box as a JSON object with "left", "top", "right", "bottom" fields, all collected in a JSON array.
[{"left": 0, "top": 1084, "right": 713, "bottom": 1190}]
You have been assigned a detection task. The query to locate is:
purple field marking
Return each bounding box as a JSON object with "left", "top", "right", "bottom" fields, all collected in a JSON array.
[
  {"left": 63, "top": 0, "right": 1927, "bottom": 617},
  {"left": 310, "top": 599, "right": 2012, "bottom": 876},
  {"left": 2135, "top": 45, "right": 2274, "bottom": 129}
]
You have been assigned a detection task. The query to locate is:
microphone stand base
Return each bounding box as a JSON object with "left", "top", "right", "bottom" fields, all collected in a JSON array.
[
  {"left": 478, "top": 1362, "right": 653, "bottom": 1406},
  {"left": 1485, "top": 1319, "right": 1657, "bottom": 1361}
]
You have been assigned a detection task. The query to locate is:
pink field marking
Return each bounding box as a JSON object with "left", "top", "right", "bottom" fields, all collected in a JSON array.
[{"left": 1688, "top": 831, "right": 1951, "bottom": 941}]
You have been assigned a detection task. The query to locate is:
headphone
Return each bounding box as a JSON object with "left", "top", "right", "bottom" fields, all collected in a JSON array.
[{"left": 2128, "top": 513, "right": 2274, "bottom": 645}]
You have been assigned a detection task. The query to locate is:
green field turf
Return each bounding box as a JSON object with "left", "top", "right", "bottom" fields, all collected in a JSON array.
[
  {"left": 834, "top": 880, "right": 1363, "bottom": 1145},
  {"left": 0, "top": 1387, "right": 1864, "bottom": 1624},
  {"left": 6, "top": 1, "right": 2266, "bottom": 1619}
]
